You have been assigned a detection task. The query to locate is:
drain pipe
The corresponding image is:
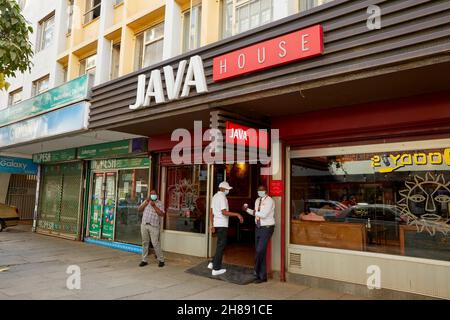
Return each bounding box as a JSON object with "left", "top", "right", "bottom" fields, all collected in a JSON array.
[{"left": 280, "top": 141, "right": 286, "bottom": 282}]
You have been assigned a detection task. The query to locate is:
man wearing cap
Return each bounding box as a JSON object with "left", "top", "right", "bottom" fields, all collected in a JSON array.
[{"left": 208, "top": 181, "right": 244, "bottom": 276}]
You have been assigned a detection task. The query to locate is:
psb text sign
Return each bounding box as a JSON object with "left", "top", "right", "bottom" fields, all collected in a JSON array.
[{"left": 213, "top": 25, "right": 324, "bottom": 82}]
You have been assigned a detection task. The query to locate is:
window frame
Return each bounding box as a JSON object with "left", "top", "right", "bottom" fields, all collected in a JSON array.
[
  {"left": 37, "top": 13, "right": 55, "bottom": 52},
  {"left": 32, "top": 75, "right": 50, "bottom": 97},
  {"left": 136, "top": 22, "right": 165, "bottom": 70},
  {"left": 79, "top": 54, "right": 97, "bottom": 77},
  {"left": 181, "top": 4, "right": 202, "bottom": 53},
  {"left": 84, "top": 0, "right": 102, "bottom": 25},
  {"left": 8, "top": 88, "right": 23, "bottom": 106}
]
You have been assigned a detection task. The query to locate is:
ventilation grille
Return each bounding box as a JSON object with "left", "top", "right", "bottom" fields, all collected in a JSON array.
[{"left": 290, "top": 253, "right": 302, "bottom": 269}]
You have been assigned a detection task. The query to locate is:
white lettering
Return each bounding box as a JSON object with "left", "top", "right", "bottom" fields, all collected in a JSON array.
[
  {"left": 238, "top": 53, "right": 246, "bottom": 69},
  {"left": 220, "top": 59, "right": 227, "bottom": 74},
  {"left": 163, "top": 60, "right": 187, "bottom": 101},
  {"left": 257, "top": 47, "right": 266, "bottom": 64},
  {"left": 144, "top": 69, "right": 165, "bottom": 106},
  {"left": 302, "top": 33, "right": 310, "bottom": 52},
  {"left": 181, "top": 55, "right": 208, "bottom": 97},
  {"left": 279, "top": 40, "right": 287, "bottom": 58}
]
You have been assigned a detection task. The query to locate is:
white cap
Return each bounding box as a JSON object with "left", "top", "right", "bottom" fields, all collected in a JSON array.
[{"left": 218, "top": 181, "right": 233, "bottom": 190}]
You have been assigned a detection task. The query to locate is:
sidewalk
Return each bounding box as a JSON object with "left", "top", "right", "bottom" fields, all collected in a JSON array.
[{"left": 0, "top": 225, "right": 368, "bottom": 300}]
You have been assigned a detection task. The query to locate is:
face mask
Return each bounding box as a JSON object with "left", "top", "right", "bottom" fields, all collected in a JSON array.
[
  {"left": 224, "top": 190, "right": 230, "bottom": 195},
  {"left": 150, "top": 195, "right": 158, "bottom": 201},
  {"left": 258, "top": 191, "right": 266, "bottom": 198}
]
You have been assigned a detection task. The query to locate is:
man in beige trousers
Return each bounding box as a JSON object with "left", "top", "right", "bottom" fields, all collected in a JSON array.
[{"left": 138, "top": 190, "right": 165, "bottom": 268}]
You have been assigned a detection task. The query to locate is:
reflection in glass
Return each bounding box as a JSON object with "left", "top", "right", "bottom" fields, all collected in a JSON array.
[{"left": 115, "top": 169, "right": 149, "bottom": 245}]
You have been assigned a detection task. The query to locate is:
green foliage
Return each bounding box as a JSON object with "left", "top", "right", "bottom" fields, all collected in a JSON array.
[{"left": 0, "top": 0, "right": 34, "bottom": 90}]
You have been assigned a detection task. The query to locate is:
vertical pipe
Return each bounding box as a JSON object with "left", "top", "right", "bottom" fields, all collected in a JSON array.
[
  {"left": 280, "top": 141, "right": 286, "bottom": 282},
  {"left": 32, "top": 165, "right": 42, "bottom": 232}
]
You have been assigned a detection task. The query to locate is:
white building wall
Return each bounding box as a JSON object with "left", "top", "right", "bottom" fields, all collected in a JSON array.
[{"left": 0, "top": 0, "right": 63, "bottom": 110}]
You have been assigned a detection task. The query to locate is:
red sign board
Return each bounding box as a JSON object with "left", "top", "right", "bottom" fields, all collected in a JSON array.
[
  {"left": 270, "top": 180, "right": 284, "bottom": 197},
  {"left": 225, "top": 122, "right": 268, "bottom": 149},
  {"left": 213, "top": 25, "right": 324, "bottom": 82}
]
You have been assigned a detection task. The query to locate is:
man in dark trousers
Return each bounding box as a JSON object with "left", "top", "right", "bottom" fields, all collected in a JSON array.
[
  {"left": 208, "top": 181, "right": 243, "bottom": 276},
  {"left": 243, "top": 185, "right": 275, "bottom": 283}
]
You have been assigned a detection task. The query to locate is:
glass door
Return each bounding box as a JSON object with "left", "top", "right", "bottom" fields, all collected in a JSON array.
[{"left": 88, "top": 172, "right": 117, "bottom": 240}]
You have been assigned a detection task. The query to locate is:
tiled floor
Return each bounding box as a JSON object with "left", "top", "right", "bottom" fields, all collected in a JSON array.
[{"left": 0, "top": 225, "right": 368, "bottom": 300}]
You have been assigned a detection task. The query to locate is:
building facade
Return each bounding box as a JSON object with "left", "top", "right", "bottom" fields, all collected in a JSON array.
[{"left": 1, "top": 0, "right": 449, "bottom": 299}]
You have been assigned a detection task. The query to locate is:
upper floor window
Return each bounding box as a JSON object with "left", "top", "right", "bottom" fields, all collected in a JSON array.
[
  {"left": 134, "top": 23, "right": 164, "bottom": 70},
  {"left": 79, "top": 54, "right": 97, "bottom": 78},
  {"left": 32, "top": 75, "right": 50, "bottom": 97},
  {"left": 84, "top": 0, "right": 101, "bottom": 24},
  {"left": 37, "top": 13, "right": 55, "bottom": 51},
  {"left": 221, "top": 0, "right": 273, "bottom": 39},
  {"left": 8, "top": 88, "right": 23, "bottom": 106},
  {"left": 110, "top": 43, "right": 121, "bottom": 80},
  {"left": 67, "top": 0, "right": 74, "bottom": 34},
  {"left": 182, "top": 4, "right": 202, "bottom": 53},
  {"left": 299, "top": 0, "right": 333, "bottom": 12}
]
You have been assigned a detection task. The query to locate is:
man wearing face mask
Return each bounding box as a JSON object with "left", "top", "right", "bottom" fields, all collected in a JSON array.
[
  {"left": 243, "top": 185, "right": 275, "bottom": 283},
  {"left": 138, "top": 190, "right": 165, "bottom": 268},
  {"left": 208, "top": 181, "right": 244, "bottom": 276}
]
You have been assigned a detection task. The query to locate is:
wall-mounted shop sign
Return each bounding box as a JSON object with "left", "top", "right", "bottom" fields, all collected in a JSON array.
[
  {"left": 371, "top": 149, "right": 450, "bottom": 173},
  {"left": 91, "top": 157, "right": 150, "bottom": 170},
  {"left": 0, "top": 156, "right": 38, "bottom": 175},
  {"left": 0, "top": 102, "right": 89, "bottom": 148},
  {"left": 270, "top": 180, "right": 284, "bottom": 197},
  {"left": 129, "top": 55, "right": 208, "bottom": 110},
  {"left": 33, "top": 149, "right": 77, "bottom": 164},
  {"left": 225, "top": 121, "right": 268, "bottom": 149},
  {"left": 213, "top": 25, "right": 324, "bottom": 82},
  {"left": 78, "top": 138, "right": 148, "bottom": 159},
  {"left": 0, "top": 75, "right": 90, "bottom": 128}
]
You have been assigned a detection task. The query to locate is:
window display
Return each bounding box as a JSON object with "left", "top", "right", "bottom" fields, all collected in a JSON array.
[
  {"left": 164, "top": 165, "right": 208, "bottom": 234},
  {"left": 290, "top": 147, "right": 450, "bottom": 261}
]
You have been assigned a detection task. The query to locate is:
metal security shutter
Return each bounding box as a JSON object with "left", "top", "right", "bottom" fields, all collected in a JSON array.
[
  {"left": 6, "top": 174, "right": 37, "bottom": 220},
  {"left": 37, "top": 162, "right": 83, "bottom": 239}
]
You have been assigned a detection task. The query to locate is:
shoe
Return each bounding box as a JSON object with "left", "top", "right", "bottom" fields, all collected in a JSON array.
[
  {"left": 139, "top": 261, "right": 148, "bottom": 267},
  {"left": 207, "top": 262, "right": 213, "bottom": 270},
  {"left": 158, "top": 261, "right": 165, "bottom": 268},
  {"left": 212, "top": 269, "right": 226, "bottom": 276},
  {"left": 253, "top": 278, "right": 267, "bottom": 284}
]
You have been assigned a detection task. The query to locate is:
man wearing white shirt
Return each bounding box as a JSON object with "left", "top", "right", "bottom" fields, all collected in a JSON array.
[
  {"left": 208, "top": 181, "right": 244, "bottom": 276},
  {"left": 243, "top": 185, "right": 275, "bottom": 283}
]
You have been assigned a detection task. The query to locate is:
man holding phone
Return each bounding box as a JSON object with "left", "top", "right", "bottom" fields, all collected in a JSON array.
[{"left": 138, "top": 190, "right": 165, "bottom": 268}]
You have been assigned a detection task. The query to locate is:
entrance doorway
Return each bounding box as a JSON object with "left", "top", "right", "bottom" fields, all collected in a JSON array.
[
  {"left": 89, "top": 172, "right": 117, "bottom": 240},
  {"left": 211, "top": 163, "right": 268, "bottom": 267}
]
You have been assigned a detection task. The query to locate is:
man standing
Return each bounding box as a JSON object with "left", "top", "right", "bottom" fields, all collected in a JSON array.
[
  {"left": 138, "top": 190, "right": 165, "bottom": 268},
  {"left": 208, "top": 181, "right": 244, "bottom": 276},
  {"left": 243, "top": 185, "right": 275, "bottom": 283}
]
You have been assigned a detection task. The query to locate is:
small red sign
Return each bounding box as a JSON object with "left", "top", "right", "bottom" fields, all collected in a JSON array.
[
  {"left": 225, "top": 122, "right": 268, "bottom": 149},
  {"left": 213, "top": 25, "right": 324, "bottom": 82},
  {"left": 270, "top": 180, "right": 284, "bottom": 197}
]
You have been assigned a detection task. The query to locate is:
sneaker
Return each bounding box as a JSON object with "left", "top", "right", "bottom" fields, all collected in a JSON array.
[
  {"left": 139, "top": 261, "right": 148, "bottom": 267},
  {"left": 207, "top": 262, "right": 213, "bottom": 270},
  {"left": 158, "top": 261, "right": 165, "bottom": 268},
  {"left": 212, "top": 269, "right": 226, "bottom": 276}
]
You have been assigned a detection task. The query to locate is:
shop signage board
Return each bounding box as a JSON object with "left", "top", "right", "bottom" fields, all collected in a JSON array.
[
  {"left": 91, "top": 157, "right": 150, "bottom": 171},
  {"left": 129, "top": 55, "right": 208, "bottom": 109},
  {"left": 371, "top": 149, "right": 450, "bottom": 173},
  {"left": 0, "top": 102, "right": 89, "bottom": 148},
  {"left": 33, "top": 149, "right": 77, "bottom": 164},
  {"left": 0, "top": 75, "right": 90, "bottom": 128},
  {"left": 0, "top": 156, "right": 38, "bottom": 175},
  {"left": 270, "top": 180, "right": 284, "bottom": 197},
  {"left": 225, "top": 121, "right": 268, "bottom": 149},
  {"left": 213, "top": 25, "right": 324, "bottom": 82},
  {"left": 78, "top": 138, "right": 148, "bottom": 159}
]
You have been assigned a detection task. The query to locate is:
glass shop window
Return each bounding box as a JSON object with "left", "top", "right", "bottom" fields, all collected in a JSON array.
[
  {"left": 290, "top": 147, "right": 450, "bottom": 262},
  {"left": 164, "top": 165, "right": 208, "bottom": 234},
  {"left": 115, "top": 169, "right": 149, "bottom": 245}
]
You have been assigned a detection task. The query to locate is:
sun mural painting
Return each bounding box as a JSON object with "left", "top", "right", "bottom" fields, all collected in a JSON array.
[{"left": 397, "top": 172, "right": 450, "bottom": 236}]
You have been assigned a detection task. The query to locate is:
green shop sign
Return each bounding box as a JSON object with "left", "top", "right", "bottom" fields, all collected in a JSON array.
[
  {"left": 91, "top": 158, "right": 150, "bottom": 170},
  {"left": 78, "top": 138, "right": 148, "bottom": 159},
  {"left": 33, "top": 149, "right": 77, "bottom": 164},
  {"left": 0, "top": 75, "right": 90, "bottom": 128}
]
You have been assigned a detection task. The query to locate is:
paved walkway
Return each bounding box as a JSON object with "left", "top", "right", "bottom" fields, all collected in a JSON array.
[{"left": 0, "top": 225, "right": 367, "bottom": 300}]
